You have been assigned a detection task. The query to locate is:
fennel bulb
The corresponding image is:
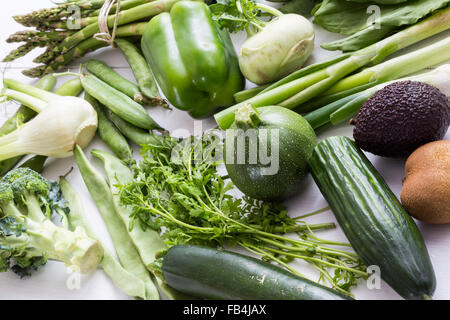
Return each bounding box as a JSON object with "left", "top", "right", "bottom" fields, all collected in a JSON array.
[{"left": 0, "top": 79, "right": 97, "bottom": 161}]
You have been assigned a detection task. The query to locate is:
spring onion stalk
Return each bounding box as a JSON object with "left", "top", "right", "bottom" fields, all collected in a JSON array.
[
  {"left": 303, "top": 39, "right": 450, "bottom": 111},
  {"left": 304, "top": 64, "right": 450, "bottom": 130},
  {"left": 303, "top": 93, "right": 360, "bottom": 130},
  {"left": 298, "top": 35, "right": 450, "bottom": 113},
  {"left": 260, "top": 53, "right": 351, "bottom": 95},
  {"left": 328, "top": 37, "right": 450, "bottom": 95},
  {"left": 233, "top": 84, "right": 270, "bottom": 103},
  {"left": 214, "top": 7, "right": 450, "bottom": 129},
  {"left": 0, "top": 79, "right": 97, "bottom": 160}
]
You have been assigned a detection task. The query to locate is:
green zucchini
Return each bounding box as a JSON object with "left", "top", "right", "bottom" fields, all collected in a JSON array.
[
  {"left": 158, "top": 245, "right": 352, "bottom": 300},
  {"left": 308, "top": 136, "right": 436, "bottom": 300},
  {"left": 224, "top": 105, "right": 317, "bottom": 201}
]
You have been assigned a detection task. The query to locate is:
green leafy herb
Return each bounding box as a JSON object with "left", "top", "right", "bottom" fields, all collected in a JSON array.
[
  {"left": 118, "top": 133, "right": 367, "bottom": 296},
  {"left": 210, "top": 0, "right": 262, "bottom": 33}
]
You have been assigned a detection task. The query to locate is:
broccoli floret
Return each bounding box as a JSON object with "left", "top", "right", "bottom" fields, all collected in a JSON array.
[
  {"left": 0, "top": 168, "right": 103, "bottom": 277},
  {"left": 0, "top": 183, "right": 13, "bottom": 205},
  {"left": 0, "top": 207, "right": 46, "bottom": 277}
]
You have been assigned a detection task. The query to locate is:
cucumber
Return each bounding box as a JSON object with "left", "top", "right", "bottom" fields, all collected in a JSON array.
[
  {"left": 308, "top": 136, "right": 436, "bottom": 300},
  {"left": 160, "top": 245, "right": 352, "bottom": 300}
]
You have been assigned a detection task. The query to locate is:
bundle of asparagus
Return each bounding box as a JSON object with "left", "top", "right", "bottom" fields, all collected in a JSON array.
[{"left": 3, "top": 0, "right": 180, "bottom": 78}]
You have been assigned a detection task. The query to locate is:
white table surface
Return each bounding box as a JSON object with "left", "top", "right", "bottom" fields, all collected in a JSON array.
[{"left": 0, "top": 0, "right": 449, "bottom": 300}]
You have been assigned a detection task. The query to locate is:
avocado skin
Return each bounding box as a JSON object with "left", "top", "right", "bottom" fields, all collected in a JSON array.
[{"left": 353, "top": 81, "right": 450, "bottom": 158}]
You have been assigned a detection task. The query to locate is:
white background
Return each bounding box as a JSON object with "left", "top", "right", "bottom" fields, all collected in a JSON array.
[{"left": 0, "top": 0, "right": 449, "bottom": 300}]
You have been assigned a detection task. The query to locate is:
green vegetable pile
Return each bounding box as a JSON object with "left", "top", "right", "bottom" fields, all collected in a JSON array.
[
  {"left": 117, "top": 133, "right": 367, "bottom": 296},
  {"left": 0, "top": 0, "right": 449, "bottom": 301}
]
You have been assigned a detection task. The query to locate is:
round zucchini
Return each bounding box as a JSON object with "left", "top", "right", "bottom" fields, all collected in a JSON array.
[
  {"left": 224, "top": 105, "right": 317, "bottom": 200},
  {"left": 161, "top": 245, "right": 353, "bottom": 300},
  {"left": 308, "top": 136, "right": 436, "bottom": 300}
]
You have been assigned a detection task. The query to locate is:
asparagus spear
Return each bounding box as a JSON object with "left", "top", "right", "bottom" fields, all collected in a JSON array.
[
  {"left": 90, "top": 0, "right": 153, "bottom": 16},
  {"left": 14, "top": 0, "right": 149, "bottom": 30},
  {"left": 13, "top": 0, "right": 107, "bottom": 27},
  {"left": 43, "top": 0, "right": 180, "bottom": 65},
  {"left": 46, "top": 16, "right": 100, "bottom": 30},
  {"left": 3, "top": 43, "right": 52, "bottom": 62},
  {"left": 6, "top": 30, "right": 75, "bottom": 43},
  {"left": 23, "top": 38, "right": 107, "bottom": 78},
  {"left": 22, "top": 22, "right": 148, "bottom": 77}
]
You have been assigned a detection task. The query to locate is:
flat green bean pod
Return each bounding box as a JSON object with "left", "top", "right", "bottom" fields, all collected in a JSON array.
[
  {"left": 59, "top": 177, "right": 147, "bottom": 300},
  {"left": 74, "top": 145, "right": 160, "bottom": 300},
  {"left": 91, "top": 148, "right": 191, "bottom": 300}
]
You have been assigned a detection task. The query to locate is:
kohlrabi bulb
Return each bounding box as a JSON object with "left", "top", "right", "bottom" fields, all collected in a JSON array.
[{"left": 239, "top": 14, "right": 315, "bottom": 85}]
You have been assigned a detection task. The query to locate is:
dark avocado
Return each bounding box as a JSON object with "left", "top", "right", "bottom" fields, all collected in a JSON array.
[{"left": 352, "top": 80, "right": 450, "bottom": 158}]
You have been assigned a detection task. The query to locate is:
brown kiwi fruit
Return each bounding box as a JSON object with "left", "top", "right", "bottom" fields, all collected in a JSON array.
[{"left": 401, "top": 140, "right": 450, "bottom": 224}]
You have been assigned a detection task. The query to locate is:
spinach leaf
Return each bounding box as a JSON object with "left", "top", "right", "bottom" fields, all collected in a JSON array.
[
  {"left": 345, "top": 0, "right": 409, "bottom": 4},
  {"left": 314, "top": 0, "right": 450, "bottom": 51},
  {"left": 279, "top": 0, "right": 318, "bottom": 17}
]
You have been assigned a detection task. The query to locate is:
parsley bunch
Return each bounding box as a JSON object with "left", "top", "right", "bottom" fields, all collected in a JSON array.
[
  {"left": 118, "top": 133, "right": 367, "bottom": 296},
  {"left": 210, "top": 0, "right": 284, "bottom": 34},
  {"left": 210, "top": 0, "right": 262, "bottom": 33}
]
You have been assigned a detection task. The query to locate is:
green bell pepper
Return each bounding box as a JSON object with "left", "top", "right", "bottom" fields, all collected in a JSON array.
[{"left": 141, "top": 1, "right": 245, "bottom": 118}]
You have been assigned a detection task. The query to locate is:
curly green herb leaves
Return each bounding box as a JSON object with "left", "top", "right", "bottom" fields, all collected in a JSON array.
[
  {"left": 210, "top": 0, "right": 262, "bottom": 33},
  {"left": 117, "top": 133, "right": 367, "bottom": 296}
]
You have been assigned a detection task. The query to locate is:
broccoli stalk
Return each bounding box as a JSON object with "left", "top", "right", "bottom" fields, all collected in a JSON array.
[{"left": 0, "top": 168, "right": 103, "bottom": 276}]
